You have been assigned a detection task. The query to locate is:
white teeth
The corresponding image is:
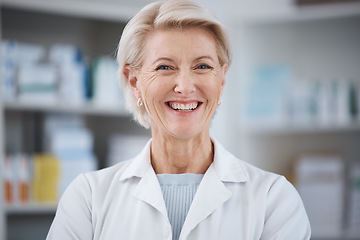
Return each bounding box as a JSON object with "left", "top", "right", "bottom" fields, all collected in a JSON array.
[{"left": 169, "top": 102, "right": 199, "bottom": 111}]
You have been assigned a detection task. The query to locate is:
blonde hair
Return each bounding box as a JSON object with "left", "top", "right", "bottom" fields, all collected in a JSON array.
[{"left": 117, "top": 0, "right": 231, "bottom": 128}]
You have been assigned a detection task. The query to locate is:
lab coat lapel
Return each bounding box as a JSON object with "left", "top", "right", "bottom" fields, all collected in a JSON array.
[
  {"left": 179, "top": 139, "right": 247, "bottom": 239},
  {"left": 121, "top": 140, "right": 168, "bottom": 218},
  {"left": 132, "top": 167, "right": 168, "bottom": 217},
  {"left": 179, "top": 164, "right": 232, "bottom": 240}
]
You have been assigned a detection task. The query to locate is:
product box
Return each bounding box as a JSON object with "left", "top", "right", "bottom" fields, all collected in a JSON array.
[
  {"left": 295, "top": 154, "right": 345, "bottom": 238},
  {"left": 17, "top": 63, "right": 57, "bottom": 104}
]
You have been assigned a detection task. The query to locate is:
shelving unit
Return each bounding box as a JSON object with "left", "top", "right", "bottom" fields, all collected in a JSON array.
[
  {"left": 3, "top": 102, "right": 130, "bottom": 117},
  {"left": 6, "top": 203, "right": 57, "bottom": 215},
  {"left": 232, "top": 8, "right": 360, "bottom": 171},
  {"left": 0, "top": 1, "right": 150, "bottom": 239},
  {"left": 5, "top": 203, "right": 57, "bottom": 239},
  {"left": 235, "top": 1, "right": 360, "bottom": 23},
  {"left": 223, "top": 2, "right": 360, "bottom": 239},
  {"left": 239, "top": 122, "right": 360, "bottom": 135},
  {"left": 0, "top": 67, "right": 6, "bottom": 240}
]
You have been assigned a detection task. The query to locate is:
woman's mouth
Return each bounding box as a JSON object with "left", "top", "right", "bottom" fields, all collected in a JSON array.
[{"left": 167, "top": 102, "right": 201, "bottom": 112}]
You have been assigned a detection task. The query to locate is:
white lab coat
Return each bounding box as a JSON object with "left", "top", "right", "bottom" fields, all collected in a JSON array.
[{"left": 47, "top": 139, "right": 311, "bottom": 240}]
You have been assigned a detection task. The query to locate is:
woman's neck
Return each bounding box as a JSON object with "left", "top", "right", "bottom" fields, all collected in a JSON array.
[{"left": 150, "top": 134, "right": 214, "bottom": 174}]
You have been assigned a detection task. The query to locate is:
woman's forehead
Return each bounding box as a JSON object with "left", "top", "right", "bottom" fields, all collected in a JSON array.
[{"left": 142, "top": 28, "right": 218, "bottom": 64}]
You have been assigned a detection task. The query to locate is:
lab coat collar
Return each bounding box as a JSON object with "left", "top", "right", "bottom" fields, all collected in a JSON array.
[
  {"left": 120, "top": 139, "right": 168, "bottom": 217},
  {"left": 212, "top": 138, "right": 248, "bottom": 183},
  {"left": 119, "top": 138, "right": 248, "bottom": 183},
  {"left": 179, "top": 163, "right": 232, "bottom": 239},
  {"left": 119, "top": 138, "right": 249, "bottom": 238},
  {"left": 119, "top": 139, "right": 153, "bottom": 181}
]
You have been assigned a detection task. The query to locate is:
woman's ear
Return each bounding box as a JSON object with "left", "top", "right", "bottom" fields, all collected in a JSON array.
[{"left": 123, "top": 65, "right": 141, "bottom": 99}]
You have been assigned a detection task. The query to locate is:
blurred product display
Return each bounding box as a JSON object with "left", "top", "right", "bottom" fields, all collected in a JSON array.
[
  {"left": 44, "top": 114, "right": 97, "bottom": 196},
  {"left": 242, "top": 65, "right": 360, "bottom": 128},
  {"left": 3, "top": 114, "right": 98, "bottom": 205},
  {"left": 1, "top": 40, "right": 124, "bottom": 108}
]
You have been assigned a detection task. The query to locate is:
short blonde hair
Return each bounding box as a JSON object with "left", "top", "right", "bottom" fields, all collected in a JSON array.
[{"left": 117, "top": 0, "right": 232, "bottom": 128}]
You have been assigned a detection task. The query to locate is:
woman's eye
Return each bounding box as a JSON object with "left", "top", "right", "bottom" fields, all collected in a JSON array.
[
  {"left": 156, "top": 65, "right": 170, "bottom": 71},
  {"left": 196, "top": 64, "right": 211, "bottom": 70}
]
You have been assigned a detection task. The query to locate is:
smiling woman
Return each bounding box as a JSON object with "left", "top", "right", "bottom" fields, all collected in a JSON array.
[
  {"left": 46, "top": 1, "right": 311, "bottom": 240},
  {"left": 126, "top": 28, "right": 226, "bottom": 146},
  {"left": 119, "top": 1, "right": 231, "bottom": 129}
]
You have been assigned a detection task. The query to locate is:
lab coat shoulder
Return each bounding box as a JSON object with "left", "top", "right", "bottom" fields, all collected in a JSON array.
[
  {"left": 262, "top": 174, "right": 312, "bottom": 239},
  {"left": 193, "top": 140, "right": 311, "bottom": 240},
  {"left": 80, "top": 159, "right": 133, "bottom": 190},
  {"left": 46, "top": 160, "right": 133, "bottom": 240},
  {"left": 46, "top": 173, "right": 92, "bottom": 240},
  {"left": 234, "top": 160, "right": 311, "bottom": 239}
]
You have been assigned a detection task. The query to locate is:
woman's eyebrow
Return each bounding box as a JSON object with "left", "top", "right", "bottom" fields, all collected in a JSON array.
[
  {"left": 152, "top": 57, "right": 175, "bottom": 65},
  {"left": 194, "top": 55, "right": 215, "bottom": 62}
]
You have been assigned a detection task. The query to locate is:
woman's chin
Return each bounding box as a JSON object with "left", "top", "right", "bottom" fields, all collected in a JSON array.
[{"left": 165, "top": 124, "right": 205, "bottom": 140}]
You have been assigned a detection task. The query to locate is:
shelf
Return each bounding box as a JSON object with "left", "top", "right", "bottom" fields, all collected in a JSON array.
[
  {"left": 6, "top": 203, "right": 57, "bottom": 215},
  {"left": 3, "top": 101, "right": 131, "bottom": 117},
  {"left": 235, "top": 1, "right": 360, "bottom": 24},
  {"left": 311, "top": 231, "right": 360, "bottom": 240},
  {"left": 6, "top": 0, "right": 360, "bottom": 25},
  {"left": 239, "top": 122, "right": 360, "bottom": 135},
  {"left": 1, "top": 0, "right": 140, "bottom": 22}
]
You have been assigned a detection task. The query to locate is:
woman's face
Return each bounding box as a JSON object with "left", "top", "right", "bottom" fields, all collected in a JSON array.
[{"left": 129, "top": 28, "right": 227, "bottom": 139}]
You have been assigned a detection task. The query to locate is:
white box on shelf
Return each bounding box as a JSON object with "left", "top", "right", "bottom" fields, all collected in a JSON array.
[
  {"left": 49, "top": 44, "right": 87, "bottom": 106},
  {"left": 48, "top": 128, "right": 94, "bottom": 153},
  {"left": 4, "top": 40, "right": 46, "bottom": 65},
  {"left": 295, "top": 154, "right": 345, "bottom": 238},
  {"left": 336, "top": 79, "right": 352, "bottom": 125},
  {"left": 347, "top": 162, "right": 360, "bottom": 236},
  {"left": 1, "top": 40, "right": 46, "bottom": 103},
  {"left": 17, "top": 63, "right": 57, "bottom": 104},
  {"left": 317, "top": 79, "right": 338, "bottom": 126},
  {"left": 92, "top": 57, "right": 124, "bottom": 108},
  {"left": 242, "top": 65, "right": 293, "bottom": 127},
  {"left": 43, "top": 113, "right": 93, "bottom": 152},
  {"left": 57, "top": 62, "right": 87, "bottom": 106},
  {"left": 49, "top": 44, "right": 82, "bottom": 66},
  {"left": 1, "top": 40, "right": 17, "bottom": 102},
  {"left": 289, "top": 78, "right": 318, "bottom": 126}
]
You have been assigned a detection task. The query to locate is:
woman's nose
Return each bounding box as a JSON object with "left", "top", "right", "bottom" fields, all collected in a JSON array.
[{"left": 174, "top": 73, "right": 196, "bottom": 95}]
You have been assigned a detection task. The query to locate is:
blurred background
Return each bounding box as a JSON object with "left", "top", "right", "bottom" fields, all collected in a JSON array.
[{"left": 0, "top": 0, "right": 359, "bottom": 239}]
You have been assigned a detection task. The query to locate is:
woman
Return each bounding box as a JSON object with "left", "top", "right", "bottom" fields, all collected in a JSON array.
[{"left": 47, "top": 0, "right": 311, "bottom": 239}]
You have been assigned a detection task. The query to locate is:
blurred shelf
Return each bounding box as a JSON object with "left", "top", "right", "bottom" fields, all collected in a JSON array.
[
  {"left": 312, "top": 231, "right": 360, "bottom": 240},
  {"left": 3, "top": 101, "right": 131, "bottom": 117},
  {"left": 1, "top": 0, "right": 139, "bottom": 22},
  {"left": 4, "top": 0, "right": 360, "bottom": 25},
  {"left": 237, "top": 1, "right": 360, "bottom": 24},
  {"left": 239, "top": 122, "right": 360, "bottom": 135},
  {"left": 343, "top": 231, "right": 360, "bottom": 240},
  {"left": 6, "top": 203, "right": 57, "bottom": 215}
]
